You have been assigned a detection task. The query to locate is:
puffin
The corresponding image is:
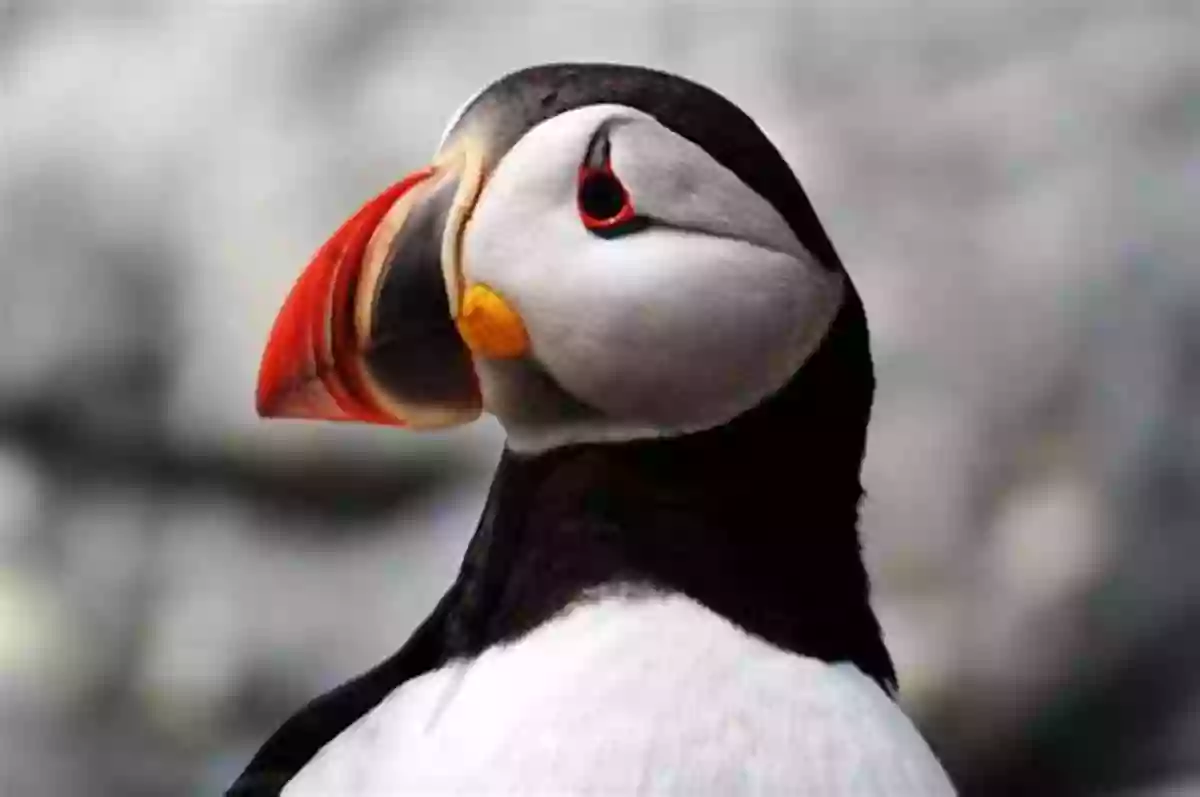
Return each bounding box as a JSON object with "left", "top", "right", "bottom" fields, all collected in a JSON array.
[{"left": 232, "top": 62, "right": 958, "bottom": 796}]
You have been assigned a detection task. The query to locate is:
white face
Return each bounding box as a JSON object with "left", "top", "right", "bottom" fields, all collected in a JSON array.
[{"left": 461, "top": 104, "right": 845, "bottom": 453}]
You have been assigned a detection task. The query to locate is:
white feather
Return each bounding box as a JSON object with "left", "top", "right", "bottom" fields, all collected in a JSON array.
[{"left": 284, "top": 593, "right": 957, "bottom": 796}]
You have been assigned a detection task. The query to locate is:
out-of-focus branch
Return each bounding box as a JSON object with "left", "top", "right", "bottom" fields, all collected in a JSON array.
[{"left": 0, "top": 399, "right": 486, "bottom": 526}]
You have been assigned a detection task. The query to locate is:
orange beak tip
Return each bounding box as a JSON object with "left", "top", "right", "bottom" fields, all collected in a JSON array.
[
  {"left": 255, "top": 374, "right": 346, "bottom": 421},
  {"left": 254, "top": 172, "right": 436, "bottom": 428}
]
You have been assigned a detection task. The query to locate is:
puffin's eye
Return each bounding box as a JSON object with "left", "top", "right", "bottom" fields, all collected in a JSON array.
[{"left": 578, "top": 166, "right": 639, "bottom": 235}]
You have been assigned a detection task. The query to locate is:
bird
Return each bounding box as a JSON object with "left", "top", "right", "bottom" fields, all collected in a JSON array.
[{"left": 231, "top": 62, "right": 959, "bottom": 796}]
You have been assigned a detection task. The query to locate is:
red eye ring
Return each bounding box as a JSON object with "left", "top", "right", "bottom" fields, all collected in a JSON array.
[{"left": 578, "top": 165, "right": 637, "bottom": 232}]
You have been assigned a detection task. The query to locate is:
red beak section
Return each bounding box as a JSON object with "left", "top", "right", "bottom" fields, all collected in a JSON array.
[{"left": 256, "top": 168, "right": 435, "bottom": 425}]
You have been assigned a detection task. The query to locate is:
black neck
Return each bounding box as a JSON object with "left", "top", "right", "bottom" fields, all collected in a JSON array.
[{"left": 442, "top": 291, "right": 897, "bottom": 692}]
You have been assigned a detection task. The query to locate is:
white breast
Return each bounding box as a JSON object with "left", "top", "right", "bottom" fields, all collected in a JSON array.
[{"left": 284, "top": 593, "right": 958, "bottom": 796}]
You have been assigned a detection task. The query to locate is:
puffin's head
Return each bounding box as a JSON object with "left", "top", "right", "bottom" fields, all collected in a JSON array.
[{"left": 256, "top": 63, "right": 860, "bottom": 454}]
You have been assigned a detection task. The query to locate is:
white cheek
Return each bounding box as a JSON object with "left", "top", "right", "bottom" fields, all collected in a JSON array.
[
  {"left": 460, "top": 102, "right": 846, "bottom": 444},
  {"left": 469, "top": 188, "right": 842, "bottom": 429},
  {"left": 527, "top": 230, "right": 843, "bottom": 426},
  {"left": 464, "top": 188, "right": 581, "bottom": 315}
]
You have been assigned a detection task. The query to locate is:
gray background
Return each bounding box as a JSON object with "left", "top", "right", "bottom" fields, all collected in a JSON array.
[{"left": 1, "top": 1, "right": 1197, "bottom": 794}]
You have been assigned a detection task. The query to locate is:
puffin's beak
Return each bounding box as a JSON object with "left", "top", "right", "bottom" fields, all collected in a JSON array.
[{"left": 256, "top": 148, "right": 493, "bottom": 430}]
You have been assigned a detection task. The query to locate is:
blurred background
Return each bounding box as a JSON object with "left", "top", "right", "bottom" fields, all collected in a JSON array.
[{"left": 1, "top": 1, "right": 1197, "bottom": 794}]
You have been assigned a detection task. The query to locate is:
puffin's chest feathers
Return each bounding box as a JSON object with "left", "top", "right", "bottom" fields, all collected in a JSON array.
[{"left": 283, "top": 594, "right": 953, "bottom": 797}]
